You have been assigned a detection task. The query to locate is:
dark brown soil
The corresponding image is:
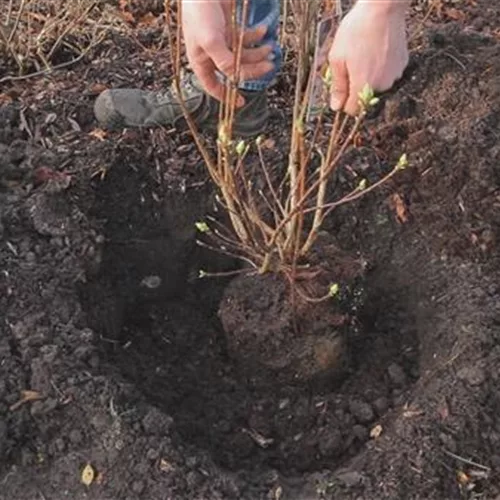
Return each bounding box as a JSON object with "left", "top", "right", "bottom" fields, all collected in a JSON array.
[
  {"left": 1, "top": 2, "right": 500, "bottom": 499},
  {"left": 218, "top": 245, "right": 365, "bottom": 387}
]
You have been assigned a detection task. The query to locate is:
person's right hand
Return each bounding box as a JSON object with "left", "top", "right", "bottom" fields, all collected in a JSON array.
[
  {"left": 181, "top": 0, "right": 275, "bottom": 106},
  {"left": 328, "top": 0, "right": 409, "bottom": 115}
]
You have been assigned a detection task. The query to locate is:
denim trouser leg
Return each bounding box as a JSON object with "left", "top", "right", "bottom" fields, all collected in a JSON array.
[{"left": 238, "top": 0, "right": 281, "bottom": 91}]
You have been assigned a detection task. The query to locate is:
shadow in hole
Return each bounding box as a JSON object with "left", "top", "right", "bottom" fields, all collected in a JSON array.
[{"left": 85, "top": 233, "right": 420, "bottom": 474}]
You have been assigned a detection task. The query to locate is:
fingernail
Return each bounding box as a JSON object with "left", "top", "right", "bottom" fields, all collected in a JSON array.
[{"left": 330, "top": 97, "right": 342, "bottom": 111}]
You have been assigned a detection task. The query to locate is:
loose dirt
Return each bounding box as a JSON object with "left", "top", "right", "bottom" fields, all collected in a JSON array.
[{"left": 1, "top": 2, "right": 500, "bottom": 499}]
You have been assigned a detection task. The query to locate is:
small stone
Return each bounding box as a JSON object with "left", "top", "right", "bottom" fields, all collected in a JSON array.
[
  {"left": 140, "top": 275, "right": 162, "bottom": 289},
  {"left": 318, "top": 430, "right": 342, "bottom": 457},
  {"left": 40, "top": 344, "right": 59, "bottom": 364},
  {"left": 0, "top": 419, "right": 7, "bottom": 455},
  {"left": 437, "top": 125, "right": 458, "bottom": 143},
  {"left": 31, "top": 398, "right": 58, "bottom": 417},
  {"left": 457, "top": 365, "right": 486, "bottom": 386},
  {"left": 132, "top": 480, "right": 145, "bottom": 494},
  {"left": 69, "top": 429, "right": 84, "bottom": 445},
  {"left": 352, "top": 425, "right": 368, "bottom": 441},
  {"left": 335, "top": 469, "right": 364, "bottom": 487},
  {"left": 142, "top": 408, "right": 174, "bottom": 435},
  {"left": 387, "top": 363, "right": 407, "bottom": 387},
  {"left": 348, "top": 400, "right": 374, "bottom": 424},
  {"left": 26, "top": 252, "right": 36, "bottom": 263},
  {"left": 55, "top": 438, "right": 66, "bottom": 452},
  {"left": 373, "top": 397, "right": 389, "bottom": 416},
  {"left": 146, "top": 448, "right": 160, "bottom": 461},
  {"left": 0, "top": 379, "right": 6, "bottom": 398}
]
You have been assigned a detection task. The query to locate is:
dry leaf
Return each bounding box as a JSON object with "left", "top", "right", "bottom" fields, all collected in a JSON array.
[
  {"left": 159, "top": 458, "right": 175, "bottom": 473},
  {"left": 444, "top": 7, "right": 466, "bottom": 21},
  {"left": 0, "top": 93, "right": 13, "bottom": 105},
  {"left": 119, "top": 11, "right": 136, "bottom": 23},
  {"left": 262, "top": 138, "right": 276, "bottom": 150},
  {"left": 89, "top": 83, "right": 108, "bottom": 94},
  {"left": 81, "top": 463, "right": 95, "bottom": 486},
  {"left": 370, "top": 424, "right": 383, "bottom": 439},
  {"left": 390, "top": 193, "right": 409, "bottom": 224},
  {"left": 33, "top": 167, "right": 71, "bottom": 189},
  {"left": 89, "top": 128, "right": 108, "bottom": 141},
  {"left": 137, "top": 12, "right": 158, "bottom": 27},
  {"left": 9, "top": 390, "right": 43, "bottom": 411},
  {"left": 118, "top": 0, "right": 135, "bottom": 23},
  {"left": 438, "top": 401, "right": 449, "bottom": 420},
  {"left": 457, "top": 470, "right": 470, "bottom": 485}
]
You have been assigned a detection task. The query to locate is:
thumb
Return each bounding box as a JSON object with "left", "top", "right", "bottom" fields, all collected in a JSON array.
[{"left": 329, "top": 58, "right": 349, "bottom": 112}]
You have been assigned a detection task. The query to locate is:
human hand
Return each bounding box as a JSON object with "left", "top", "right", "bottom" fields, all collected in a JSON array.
[
  {"left": 181, "top": 0, "right": 274, "bottom": 106},
  {"left": 328, "top": 0, "right": 410, "bottom": 115}
]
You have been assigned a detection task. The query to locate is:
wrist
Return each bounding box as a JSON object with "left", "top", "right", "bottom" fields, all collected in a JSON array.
[{"left": 355, "top": 0, "right": 410, "bottom": 17}]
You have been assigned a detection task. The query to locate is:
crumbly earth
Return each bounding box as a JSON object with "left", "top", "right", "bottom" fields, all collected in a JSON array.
[{"left": 1, "top": 2, "right": 500, "bottom": 499}]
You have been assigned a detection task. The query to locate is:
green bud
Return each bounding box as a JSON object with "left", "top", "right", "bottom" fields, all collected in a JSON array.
[
  {"left": 321, "top": 66, "right": 333, "bottom": 88},
  {"left": 195, "top": 221, "right": 210, "bottom": 233},
  {"left": 218, "top": 124, "right": 229, "bottom": 145},
  {"left": 396, "top": 153, "right": 408, "bottom": 170},
  {"left": 358, "top": 178, "right": 367, "bottom": 191},
  {"left": 358, "top": 83, "right": 377, "bottom": 109},
  {"left": 236, "top": 140, "right": 246, "bottom": 156},
  {"left": 294, "top": 118, "right": 304, "bottom": 134},
  {"left": 256, "top": 135, "right": 264, "bottom": 147},
  {"left": 328, "top": 283, "right": 339, "bottom": 298},
  {"left": 198, "top": 270, "right": 207, "bottom": 278}
]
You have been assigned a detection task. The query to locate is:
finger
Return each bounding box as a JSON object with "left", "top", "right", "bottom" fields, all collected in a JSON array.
[
  {"left": 329, "top": 58, "right": 349, "bottom": 112},
  {"left": 344, "top": 87, "right": 361, "bottom": 116},
  {"left": 205, "top": 32, "right": 274, "bottom": 80},
  {"left": 238, "top": 60, "right": 274, "bottom": 81},
  {"left": 191, "top": 59, "right": 226, "bottom": 102},
  {"left": 240, "top": 44, "right": 273, "bottom": 64},
  {"left": 241, "top": 24, "right": 268, "bottom": 47},
  {"left": 208, "top": 43, "right": 274, "bottom": 81},
  {"left": 191, "top": 60, "right": 245, "bottom": 107}
]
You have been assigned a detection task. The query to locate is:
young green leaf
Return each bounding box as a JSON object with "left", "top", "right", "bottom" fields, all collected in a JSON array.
[
  {"left": 396, "top": 153, "right": 408, "bottom": 170},
  {"left": 328, "top": 283, "right": 340, "bottom": 297},
  {"left": 218, "top": 124, "right": 229, "bottom": 145},
  {"left": 198, "top": 270, "right": 207, "bottom": 278},
  {"left": 236, "top": 140, "right": 246, "bottom": 156},
  {"left": 358, "top": 178, "right": 367, "bottom": 191},
  {"left": 195, "top": 221, "right": 210, "bottom": 233},
  {"left": 358, "top": 83, "right": 378, "bottom": 109}
]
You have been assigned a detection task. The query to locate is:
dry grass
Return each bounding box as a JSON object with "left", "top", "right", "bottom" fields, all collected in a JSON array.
[{"left": 0, "top": 0, "right": 124, "bottom": 78}]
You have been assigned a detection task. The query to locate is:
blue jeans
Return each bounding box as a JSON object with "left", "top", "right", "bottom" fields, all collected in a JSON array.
[{"left": 238, "top": 0, "right": 281, "bottom": 91}]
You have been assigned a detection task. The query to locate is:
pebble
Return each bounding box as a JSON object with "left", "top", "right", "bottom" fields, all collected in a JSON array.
[
  {"left": 352, "top": 425, "right": 368, "bottom": 442},
  {"left": 0, "top": 419, "right": 7, "bottom": 455},
  {"left": 69, "top": 429, "right": 84, "bottom": 445},
  {"left": 146, "top": 448, "right": 160, "bottom": 461},
  {"left": 387, "top": 363, "right": 407, "bottom": 387},
  {"left": 142, "top": 408, "right": 174, "bottom": 435},
  {"left": 55, "top": 438, "right": 66, "bottom": 452},
  {"left": 373, "top": 397, "right": 389, "bottom": 416},
  {"left": 132, "top": 480, "right": 145, "bottom": 494},
  {"left": 335, "top": 469, "right": 364, "bottom": 487},
  {"left": 457, "top": 365, "right": 486, "bottom": 386},
  {"left": 348, "top": 400, "right": 374, "bottom": 424},
  {"left": 318, "top": 430, "right": 342, "bottom": 457}
]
